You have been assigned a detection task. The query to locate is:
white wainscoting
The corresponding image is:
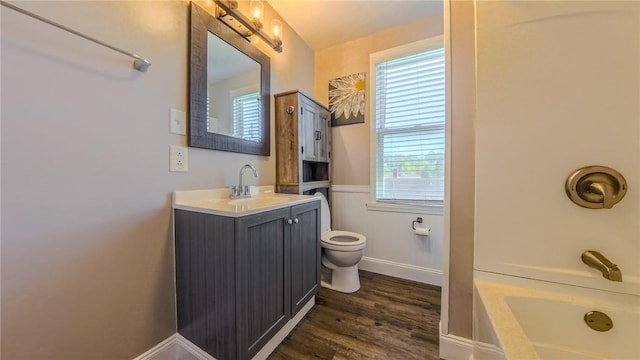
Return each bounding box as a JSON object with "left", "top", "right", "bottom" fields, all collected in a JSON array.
[{"left": 331, "top": 185, "right": 443, "bottom": 286}]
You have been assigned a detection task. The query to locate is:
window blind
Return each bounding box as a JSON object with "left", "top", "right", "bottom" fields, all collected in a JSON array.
[
  {"left": 375, "top": 47, "right": 445, "bottom": 202},
  {"left": 232, "top": 92, "right": 261, "bottom": 142}
]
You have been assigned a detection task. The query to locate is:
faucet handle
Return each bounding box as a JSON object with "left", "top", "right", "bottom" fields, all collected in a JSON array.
[
  {"left": 589, "top": 182, "right": 616, "bottom": 209},
  {"left": 244, "top": 185, "right": 250, "bottom": 196},
  {"left": 566, "top": 166, "right": 627, "bottom": 209}
]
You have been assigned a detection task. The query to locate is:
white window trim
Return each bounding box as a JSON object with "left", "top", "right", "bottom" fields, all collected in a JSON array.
[
  {"left": 368, "top": 35, "right": 445, "bottom": 214},
  {"left": 365, "top": 200, "right": 444, "bottom": 215}
]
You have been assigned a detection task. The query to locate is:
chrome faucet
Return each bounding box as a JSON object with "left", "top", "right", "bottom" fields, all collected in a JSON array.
[
  {"left": 581, "top": 250, "right": 622, "bottom": 282},
  {"left": 231, "top": 164, "right": 258, "bottom": 198}
]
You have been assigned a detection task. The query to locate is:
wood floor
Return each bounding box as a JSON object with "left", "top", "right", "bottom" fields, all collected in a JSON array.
[{"left": 268, "top": 270, "right": 442, "bottom": 360}]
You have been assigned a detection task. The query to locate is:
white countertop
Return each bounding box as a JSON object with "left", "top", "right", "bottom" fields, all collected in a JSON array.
[{"left": 173, "top": 185, "right": 319, "bottom": 217}]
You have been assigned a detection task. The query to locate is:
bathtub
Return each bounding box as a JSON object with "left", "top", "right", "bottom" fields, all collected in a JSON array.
[{"left": 473, "top": 271, "right": 640, "bottom": 360}]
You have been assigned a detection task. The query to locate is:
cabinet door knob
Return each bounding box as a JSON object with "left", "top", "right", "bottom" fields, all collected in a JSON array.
[
  {"left": 294, "top": 218, "right": 299, "bottom": 224},
  {"left": 287, "top": 219, "right": 293, "bottom": 225}
]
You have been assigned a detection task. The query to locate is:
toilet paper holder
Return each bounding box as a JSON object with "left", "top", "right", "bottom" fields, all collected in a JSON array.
[{"left": 412, "top": 217, "right": 423, "bottom": 230}]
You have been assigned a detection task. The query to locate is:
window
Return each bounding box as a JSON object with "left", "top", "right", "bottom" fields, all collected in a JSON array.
[
  {"left": 371, "top": 38, "right": 445, "bottom": 205},
  {"left": 232, "top": 91, "right": 261, "bottom": 142}
]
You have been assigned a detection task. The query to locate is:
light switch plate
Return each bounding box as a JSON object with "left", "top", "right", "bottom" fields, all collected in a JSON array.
[
  {"left": 169, "top": 108, "right": 187, "bottom": 135},
  {"left": 170, "top": 145, "right": 189, "bottom": 172}
]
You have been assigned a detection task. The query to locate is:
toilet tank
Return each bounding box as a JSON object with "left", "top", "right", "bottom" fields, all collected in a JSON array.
[{"left": 314, "top": 193, "right": 331, "bottom": 232}]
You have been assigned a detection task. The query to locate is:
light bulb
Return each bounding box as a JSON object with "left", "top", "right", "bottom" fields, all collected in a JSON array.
[
  {"left": 250, "top": 0, "right": 263, "bottom": 24},
  {"left": 271, "top": 19, "right": 282, "bottom": 42}
]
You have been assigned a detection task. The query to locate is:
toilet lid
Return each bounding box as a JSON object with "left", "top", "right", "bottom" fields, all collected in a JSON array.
[{"left": 321, "top": 230, "right": 366, "bottom": 251}]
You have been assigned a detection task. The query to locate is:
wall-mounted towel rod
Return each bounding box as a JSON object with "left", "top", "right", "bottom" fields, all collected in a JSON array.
[{"left": 1, "top": 1, "right": 151, "bottom": 72}]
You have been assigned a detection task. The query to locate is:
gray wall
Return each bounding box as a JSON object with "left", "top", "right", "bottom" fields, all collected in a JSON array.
[{"left": 1, "top": 1, "right": 314, "bottom": 358}]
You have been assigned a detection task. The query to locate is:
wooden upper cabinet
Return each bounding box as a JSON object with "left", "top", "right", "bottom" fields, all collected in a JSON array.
[{"left": 275, "top": 91, "right": 331, "bottom": 194}]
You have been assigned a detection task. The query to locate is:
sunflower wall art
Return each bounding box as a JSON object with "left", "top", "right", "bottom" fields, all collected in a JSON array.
[{"left": 328, "top": 72, "right": 366, "bottom": 126}]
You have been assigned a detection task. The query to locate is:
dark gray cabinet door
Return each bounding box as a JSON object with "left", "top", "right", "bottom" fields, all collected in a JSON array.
[
  {"left": 174, "top": 210, "right": 236, "bottom": 360},
  {"left": 290, "top": 201, "right": 321, "bottom": 316},
  {"left": 236, "top": 207, "right": 291, "bottom": 360}
]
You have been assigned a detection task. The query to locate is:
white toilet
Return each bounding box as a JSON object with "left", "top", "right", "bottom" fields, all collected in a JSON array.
[{"left": 316, "top": 193, "right": 367, "bottom": 293}]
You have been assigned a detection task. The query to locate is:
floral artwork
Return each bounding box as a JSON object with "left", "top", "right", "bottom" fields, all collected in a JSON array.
[{"left": 328, "top": 72, "right": 365, "bottom": 126}]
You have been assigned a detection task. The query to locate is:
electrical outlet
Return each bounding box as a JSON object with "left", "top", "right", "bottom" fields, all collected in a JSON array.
[
  {"left": 169, "top": 108, "right": 187, "bottom": 135},
  {"left": 170, "top": 145, "right": 189, "bottom": 172}
]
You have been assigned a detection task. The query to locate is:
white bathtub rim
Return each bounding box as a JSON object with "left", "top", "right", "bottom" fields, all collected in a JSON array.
[
  {"left": 474, "top": 275, "right": 538, "bottom": 360},
  {"left": 474, "top": 270, "right": 640, "bottom": 360}
]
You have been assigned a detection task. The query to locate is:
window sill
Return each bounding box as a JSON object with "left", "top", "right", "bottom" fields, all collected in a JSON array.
[{"left": 365, "top": 201, "right": 444, "bottom": 215}]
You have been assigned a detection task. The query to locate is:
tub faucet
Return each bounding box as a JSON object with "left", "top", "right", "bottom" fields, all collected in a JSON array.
[
  {"left": 581, "top": 250, "right": 622, "bottom": 282},
  {"left": 232, "top": 164, "right": 258, "bottom": 198}
]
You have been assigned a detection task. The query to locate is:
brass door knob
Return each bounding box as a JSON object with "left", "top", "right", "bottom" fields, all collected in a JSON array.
[{"left": 566, "top": 166, "right": 627, "bottom": 209}]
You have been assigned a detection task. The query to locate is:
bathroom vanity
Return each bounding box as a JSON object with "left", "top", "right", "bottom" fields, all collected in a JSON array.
[{"left": 173, "top": 187, "right": 320, "bottom": 360}]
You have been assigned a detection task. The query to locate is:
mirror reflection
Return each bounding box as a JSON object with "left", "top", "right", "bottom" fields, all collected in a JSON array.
[{"left": 207, "top": 32, "right": 262, "bottom": 142}]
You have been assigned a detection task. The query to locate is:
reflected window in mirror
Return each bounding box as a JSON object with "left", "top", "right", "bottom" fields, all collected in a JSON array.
[
  {"left": 190, "top": 3, "right": 270, "bottom": 155},
  {"left": 231, "top": 91, "right": 261, "bottom": 142}
]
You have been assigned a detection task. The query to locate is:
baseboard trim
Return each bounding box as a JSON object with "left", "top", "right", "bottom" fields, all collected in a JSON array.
[
  {"left": 134, "top": 298, "right": 316, "bottom": 360},
  {"left": 132, "top": 334, "right": 179, "bottom": 360},
  {"left": 472, "top": 341, "right": 506, "bottom": 360},
  {"left": 359, "top": 256, "right": 442, "bottom": 286},
  {"left": 252, "top": 297, "right": 315, "bottom": 359},
  {"left": 439, "top": 332, "right": 473, "bottom": 360},
  {"left": 175, "top": 334, "right": 215, "bottom": 359}
]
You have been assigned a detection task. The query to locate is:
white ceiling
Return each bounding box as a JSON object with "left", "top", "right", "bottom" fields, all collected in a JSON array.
[{"left": 268, "top": 0, "right": 443, "bottom": 50}]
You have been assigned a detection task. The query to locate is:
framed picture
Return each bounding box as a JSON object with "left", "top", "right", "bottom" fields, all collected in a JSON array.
[{"left": 328, "top": 72, "right": 365, "bottom": 127}]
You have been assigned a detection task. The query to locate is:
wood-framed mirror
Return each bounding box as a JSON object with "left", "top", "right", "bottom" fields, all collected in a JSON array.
[{"left": 189, "top": 3, "right": 271, "bottom": 156}]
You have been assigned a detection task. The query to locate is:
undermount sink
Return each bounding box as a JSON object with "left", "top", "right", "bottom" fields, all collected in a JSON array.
[{"left": 173, "top": 185, "right": 318, "bottom": 217}]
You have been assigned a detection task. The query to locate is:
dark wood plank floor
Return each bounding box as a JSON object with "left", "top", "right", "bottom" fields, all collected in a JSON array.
[{"left": 268, "top": 270, "right": 441, "bottom": 360}]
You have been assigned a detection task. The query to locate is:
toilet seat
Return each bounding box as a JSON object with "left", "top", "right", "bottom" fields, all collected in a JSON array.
[{"left": 321, "top": 230, "right": 366, "bottom": 252}]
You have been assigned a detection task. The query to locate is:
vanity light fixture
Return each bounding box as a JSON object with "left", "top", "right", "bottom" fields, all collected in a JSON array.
[{"left": 214, "top": 0, "right": 283, "bottom": 53}]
